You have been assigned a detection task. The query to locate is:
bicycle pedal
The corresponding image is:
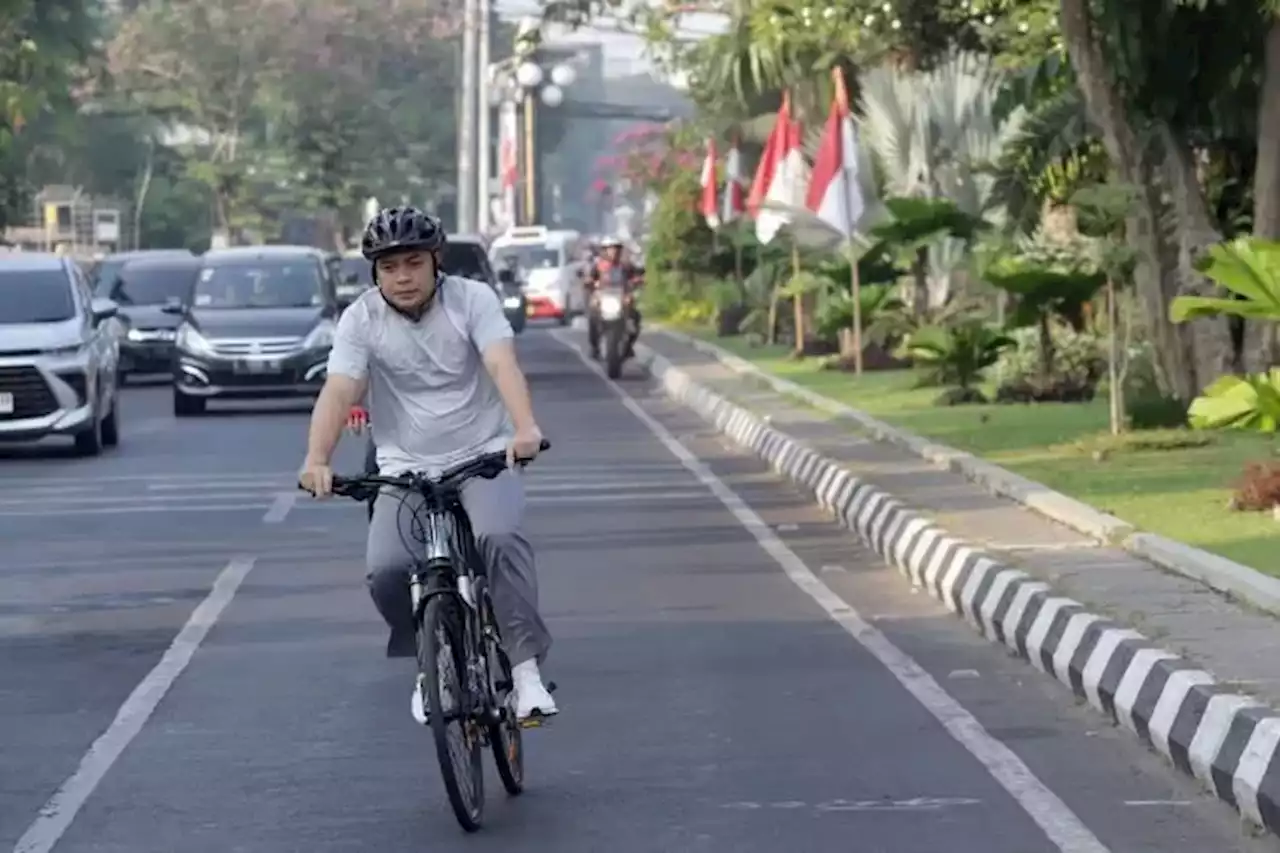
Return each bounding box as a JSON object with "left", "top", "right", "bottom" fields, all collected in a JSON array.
[{"left": 519, "top": 712, "right": 554, "bottom": 729}]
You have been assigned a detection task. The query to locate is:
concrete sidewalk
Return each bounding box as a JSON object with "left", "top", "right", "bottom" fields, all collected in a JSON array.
[{"left": 638, "top": 329, "right": 1280, "bottom": 836}]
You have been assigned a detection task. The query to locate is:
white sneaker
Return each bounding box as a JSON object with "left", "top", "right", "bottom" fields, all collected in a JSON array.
[
  {"left": 411, "top": 676, "right": 429, "bottom": 725},
  {"left": 512, "top": 659, "right": 557, "bottom": 722}
]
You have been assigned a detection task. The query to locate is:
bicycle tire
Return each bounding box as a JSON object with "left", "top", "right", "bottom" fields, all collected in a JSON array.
[
  {"left": 420, "top": 594, "right": 485, "bottom": 831},
  {"left": 482, "top": 593, "right": 524, "bottom": 795}
]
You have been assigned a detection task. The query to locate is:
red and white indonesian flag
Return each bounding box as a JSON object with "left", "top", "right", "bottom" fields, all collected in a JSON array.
[
  {"left": 699, "top": 137, "right": 720, "bottom": 229},
  {"left": 747, "top": 93, "right": 809, "bottom": 244},
  {"left": 805, "top": 70, "right": 864, "bottom": 238},
  {"left": 722, "top": 139, "right": 745, "bottom": 224},
  {"left": 497, "top": 101, "right": 520, "bottom": 227}
]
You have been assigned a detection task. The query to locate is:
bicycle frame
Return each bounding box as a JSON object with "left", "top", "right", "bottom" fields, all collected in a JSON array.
[{"left": 409, "top": 502, "right": 482, "bottom": 620}]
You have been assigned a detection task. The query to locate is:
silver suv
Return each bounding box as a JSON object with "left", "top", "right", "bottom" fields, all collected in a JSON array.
[{"left": 0, "top": 253, "right": 123, "bottom": 455}]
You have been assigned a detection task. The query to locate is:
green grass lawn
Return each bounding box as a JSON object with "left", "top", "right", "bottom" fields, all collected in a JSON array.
[{"left": 695, "top": 334, "right": 1279, "bottom": 575}]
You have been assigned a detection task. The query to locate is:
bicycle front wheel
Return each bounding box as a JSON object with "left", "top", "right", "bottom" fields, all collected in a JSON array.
[{"left": 420, "top": 594, "right": 485, "bottom": 832}]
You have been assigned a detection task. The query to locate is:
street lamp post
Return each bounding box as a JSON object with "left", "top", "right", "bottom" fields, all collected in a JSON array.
[{"left": 511, "top": 57, "right": 576, "bottom": 226}]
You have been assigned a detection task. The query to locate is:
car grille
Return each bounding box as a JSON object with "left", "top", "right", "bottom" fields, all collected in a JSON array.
[
  {"left": 0, "top": 366, "right": 58, "bottom": 419},
  {"left": 209, "top": 337, "right": 303, "bottom": 357}
]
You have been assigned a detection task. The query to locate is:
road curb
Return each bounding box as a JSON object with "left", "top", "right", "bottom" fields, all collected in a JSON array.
[
  {"left": 654, "top": 327, "right": 1280, "bottom": 617},
  {"left": 633, "top": 339, "right": 1280, "bottom": 836}
]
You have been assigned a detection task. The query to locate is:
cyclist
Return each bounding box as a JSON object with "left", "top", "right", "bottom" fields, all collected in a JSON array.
[
  {"left": 584, "top": 236, "right": 643, "bottom": 360},
  {"left": 298, "top": 206, "right": 557, "bottom": 724}
]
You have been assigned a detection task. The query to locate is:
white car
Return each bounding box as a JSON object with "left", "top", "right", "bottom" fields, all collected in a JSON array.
[
  {"left": 0, "top": 253, "right": 122, "bottom": 455},
  {"left": 490, "top": 226, "right": 585, "bottom": 325}
]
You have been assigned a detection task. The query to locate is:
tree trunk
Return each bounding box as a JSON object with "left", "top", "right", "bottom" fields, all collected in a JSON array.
[
  {"left": 1038, "top": 312, "right": 1055, "bottom": 381},
  {"left": 767, "top": 282, "right": 780, "bottom": 345},
  {"left": 1156, "top": 128, "right": 1236, "bottom": 381},
  {"left": 1249, "top": 17, "right": 1280, "bottom": 371},
  {"left": 911, "top": 247, "right": 928, "bottom": 320},
  {"left": 1057, "top": 0, "right": 1201, "bottom": 401},
  {"left": 1107, "top": 277, "right": 1124, "bottom": 434}
]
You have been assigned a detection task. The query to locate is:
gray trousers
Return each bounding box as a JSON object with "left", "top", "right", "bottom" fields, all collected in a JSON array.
[{"left": 365, "top": 468, "right": 551, "bottom": 667}]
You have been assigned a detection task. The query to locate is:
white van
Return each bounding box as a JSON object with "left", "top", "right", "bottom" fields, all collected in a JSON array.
[{"left": 490, "top": 226, "right": 584, "bottom": 325}]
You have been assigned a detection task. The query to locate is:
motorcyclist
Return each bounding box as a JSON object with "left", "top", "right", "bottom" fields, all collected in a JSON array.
[
  {"left": 299, "top": 205, "right": 557, "bottom": 724},
  {"left": 496, "top": 254, "right": 522, "bottom": 289},
  {"left": 584, "top": 236, "right": 643, "bottom": 361}
]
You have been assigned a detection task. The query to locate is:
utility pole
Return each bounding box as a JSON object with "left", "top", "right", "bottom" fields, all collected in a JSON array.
[
  {"left": 456, "top": 0, "right": 478, "bottom": 232},
  {"left": 475, "top": 0, "right": 491, "bottom": 234}
]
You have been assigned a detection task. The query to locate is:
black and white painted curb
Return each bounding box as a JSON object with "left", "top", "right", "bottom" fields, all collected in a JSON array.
[{"left": 634, "top": 342, "right": 1280, "bottom": 835}]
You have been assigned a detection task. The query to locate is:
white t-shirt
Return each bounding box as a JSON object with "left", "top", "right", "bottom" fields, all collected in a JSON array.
[{"left": 327, "top": 276, "right": 514, "bottom": 476}]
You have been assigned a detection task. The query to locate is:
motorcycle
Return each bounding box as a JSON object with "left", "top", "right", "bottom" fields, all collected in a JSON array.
[{"left": 590, "top": 267, "right": 640, "bottom": 379}]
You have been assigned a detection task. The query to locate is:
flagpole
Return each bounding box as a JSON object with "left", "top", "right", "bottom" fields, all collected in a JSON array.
[{"left": 833, "top": 67, "right": 863, "bottom": 375}]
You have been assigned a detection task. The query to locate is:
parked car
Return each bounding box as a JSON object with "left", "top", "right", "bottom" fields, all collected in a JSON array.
[
  {"left": 0, "top": 253, "right": 121, "bottom": 455},
  {"left": 99, "top": 255, "right": 202, "bottom": 382},
  {"left": 446, "top": 233, "right": 525, "bottom": 334},
  {"left": 171, "top": 246, "right": 343, "bottom": 416}
]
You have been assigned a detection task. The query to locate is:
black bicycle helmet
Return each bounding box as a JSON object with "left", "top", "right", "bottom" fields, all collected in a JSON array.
[{"left": 360, "top": 206, "right": 446, "bottom": 260}]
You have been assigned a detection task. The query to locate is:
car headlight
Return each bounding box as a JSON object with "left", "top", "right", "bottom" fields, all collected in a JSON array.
[
  {"left": 127, "top": 328, "right": 177, "bottom": 342},
  {"left": 44, "top": 342, "right": 87, "bottom": 358},
  {"left": 302, "top": 320, "right": 335, "bottom": 350},
  {"left": 175, "top": 324, "right": 216, "bottom": 356},
  {"left": 502, "top": 296, "right": 521, "bottom": 309}
]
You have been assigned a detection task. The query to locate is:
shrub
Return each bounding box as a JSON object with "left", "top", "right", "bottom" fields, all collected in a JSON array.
[
  {"left": 1232, "top": 460, "right": 1280, "bottom": 511},
  {"left": 1116, "top": 341, "right": 1189, "bottom": 429},
  {"left": 903, "top": 321, "right": 1015, "bottom": 403},
  {"left": 993, "top": 322, "right": 1105, "bottom": 403}
]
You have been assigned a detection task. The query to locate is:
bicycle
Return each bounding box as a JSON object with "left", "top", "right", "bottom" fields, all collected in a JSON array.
[{"left": 305, "top": 439, "right": 550, "bottom": 832}]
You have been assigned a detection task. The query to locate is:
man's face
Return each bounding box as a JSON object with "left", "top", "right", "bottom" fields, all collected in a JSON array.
[
  {"left": 376, "top": 250, "right": 436, "bottom": 311},
  {"left": 605, "top": 246, "right": 622, "bottom": 263}
]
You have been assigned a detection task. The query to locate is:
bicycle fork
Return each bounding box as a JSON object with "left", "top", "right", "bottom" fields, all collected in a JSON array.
[{"left": 415, "top": 510, "right": 497, "bottom": 723}]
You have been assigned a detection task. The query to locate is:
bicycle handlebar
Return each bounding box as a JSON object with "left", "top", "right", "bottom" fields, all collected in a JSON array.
[{"left": 298, "top": 438, "right": 551, "bottom": 502}]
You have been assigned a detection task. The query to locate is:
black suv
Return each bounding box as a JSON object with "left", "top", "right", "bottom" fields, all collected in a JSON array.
[
  {"left": 446, "top": 234, "right": 525, "bottom": 333},
  {"left": 170, "top": 246, "right": 344, "bottom": 416},
  {"left": 102, "top": 255, "right": 202, "bottom": 381}
]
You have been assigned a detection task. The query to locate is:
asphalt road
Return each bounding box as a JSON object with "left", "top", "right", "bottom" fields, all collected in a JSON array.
[{"left": 0, "top": 327, "right": 1275, "bottom": 853}]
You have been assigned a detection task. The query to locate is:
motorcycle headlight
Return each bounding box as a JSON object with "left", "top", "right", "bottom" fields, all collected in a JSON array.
[
  {"left": 502, "top": 296, "right": 522, "bottom": 309},
  {"left": 302, "top": 320, "right": 335, "bottom": 350},
  {"left": 175, "top": 324, "right": 216, "bottom": 356},
  {"left": 598, "top": 294, "right": 623, "bottom": 318}
]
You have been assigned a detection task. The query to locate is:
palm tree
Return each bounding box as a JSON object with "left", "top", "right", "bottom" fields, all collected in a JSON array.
[{"left": 856, "top": 51, "right": 1027, "bottom": 315}]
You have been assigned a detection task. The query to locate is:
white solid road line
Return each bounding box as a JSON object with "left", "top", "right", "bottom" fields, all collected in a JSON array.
[
  {"left": 552, "top": 332, "right": 1111, "bottom": 853},
  {"left": 11, "top": 556, "right": 258, "bottom": 853}
]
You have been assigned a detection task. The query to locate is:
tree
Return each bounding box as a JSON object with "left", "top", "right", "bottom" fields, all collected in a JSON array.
[
  {"left": 107, "top": 0, "right": 294, "bottom": 236},
  {"left": 0, "top": 0, "right": 98, "bottom": 229},
  {"left": 268, "top": 0, "right": 462, "bottom": 243},
  {"left": 1056, "top": 0, "right": 1266, "bottom": 399}
]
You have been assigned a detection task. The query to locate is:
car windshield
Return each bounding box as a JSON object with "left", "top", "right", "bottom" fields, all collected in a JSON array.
[
  {"left": 338, "top": 257, "right": 373, "bottom": 288},
  {"left": 0, "top": 269, "right": 76, "bottom": 324},
  {"left": 193, "top": 260, "right": 323, "bottom": 308},
  {"left": 442, "top": 243, "right": 492, "bottom": 282},
  {"left": 493, "top": 245, "right": 560, "bottom": 270},
  {"left": 109, "top": 264, "right": 198, "bottom": 306}
]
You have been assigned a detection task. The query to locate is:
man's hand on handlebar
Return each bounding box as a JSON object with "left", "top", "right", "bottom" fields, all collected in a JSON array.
[
  {"left": 507, "top": 426, "right": 546, "bottom": 467},
  {"left": 299, "top": 459, "right": 334, "bottom": 497}
]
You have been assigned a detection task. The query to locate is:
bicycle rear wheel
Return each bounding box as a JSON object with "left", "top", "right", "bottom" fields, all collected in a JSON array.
[
  {"left": 420, "top": 594, "right": 485, "bottom": 831},
  {"left": 483, "top": 595, "right": 524, "bottom": 795}
]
